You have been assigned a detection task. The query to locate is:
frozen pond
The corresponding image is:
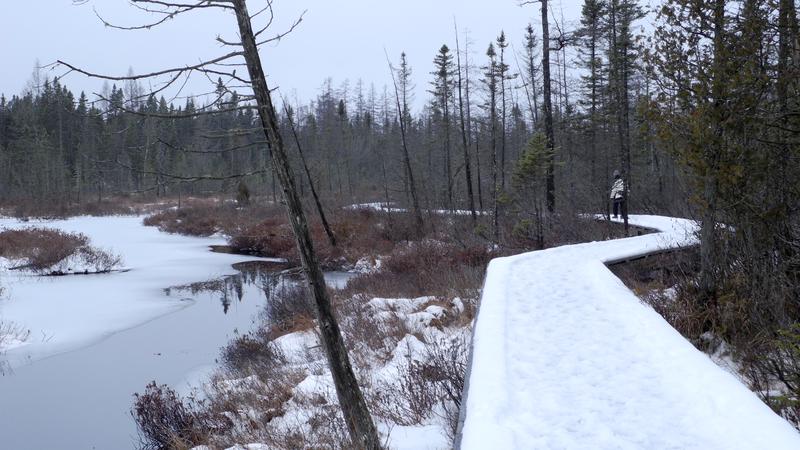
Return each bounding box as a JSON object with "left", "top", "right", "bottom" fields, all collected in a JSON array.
[{"left": 0, "top": 216, "right": 352, "bottom": 449}]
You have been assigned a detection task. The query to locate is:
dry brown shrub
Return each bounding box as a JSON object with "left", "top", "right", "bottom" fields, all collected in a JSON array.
[
  {"left": 336, "top": 294, "right": 410, "bottom": 366},
  {"left": 144, "top": 206, "right": 224, "bottom": 237},
  {"left": 263, "top": 286, "right": 316, "bottom": 340},
  {"left": 132, "top": 382, "right": 232, "bottom": 450},
  {"left": 341, "top": 240, "right": 491, "bottom": 299},
  {"left": 501, "top": 213, "right": 651, "bottom": 251},
  {"left": 205, "top": 369, "right": 305, "bottom": 434},
  {"left": 144, "top": 200, "right": 283, "bottom": 237},
  {"left": 75, "top": 246, "right": 124, "bottom": 273},
  {"left": 0, "top": 227, "right": 88, "bottom": 269},
  {"left": 0, "top": 227, "right": 122, "bottom": 274},
  {"left": 372, "top": 335, "right": 469, "bottom": 442},
  {"left": 1, "top": 197, "right": 141, "bottom": 219},
  {"left": 221, "top": 333, "right": 288, "bottom": 377},
  {"left": 228, "top": 218, "right": 296, "bottom": 260},
  {"left": 226, "top": 208, "right": 399, "bottom": 269}
]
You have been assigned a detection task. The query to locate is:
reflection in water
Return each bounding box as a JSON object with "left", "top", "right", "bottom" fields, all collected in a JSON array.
[
  {"left": 164, "top": 260, "right": 356, "bottom": 314},
  {"left": 164, "top": 260, "right": 295, "bottom": 314}
]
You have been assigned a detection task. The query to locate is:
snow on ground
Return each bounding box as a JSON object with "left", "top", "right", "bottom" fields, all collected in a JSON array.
[
  {"left": 195, "top": 293, "right": 460, "bottom": 449},
  {"left": 459, "top": 215, "right": 800, "bottom": 449},
  {"left": 273, "top": 295, "right": 458, "bottom": 450},
  {"left": 379, "top": 423, "right": 451, "bottom": 450},
  {"left": 347, "top": 202, "right": 485, "bottom": 216},
  {"left": 0, "top": 215, "right": 260, "bottom": 367}
]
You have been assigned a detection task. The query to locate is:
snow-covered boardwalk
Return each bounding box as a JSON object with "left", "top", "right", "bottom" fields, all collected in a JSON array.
[{"left": 459, "top": 215, "right": 800, "bottom": 450}]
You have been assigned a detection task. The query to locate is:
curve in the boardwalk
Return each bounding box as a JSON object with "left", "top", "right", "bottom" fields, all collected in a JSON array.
[{"left": 458, "top": 215, "right": 800, "bottom": 450}]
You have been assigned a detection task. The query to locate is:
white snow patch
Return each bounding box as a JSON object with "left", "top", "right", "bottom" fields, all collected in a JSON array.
[
  {"left": 354, "top": 256, "right": 383, "bottom": 274},
  {"left": 380, "top": 422, "right": 450, "bottom": 450},
  {"left": 346, "top": 202, "right": 486, "bottom": 216}
]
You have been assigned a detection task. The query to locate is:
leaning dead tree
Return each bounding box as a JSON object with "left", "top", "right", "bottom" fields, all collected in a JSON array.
[
  {"left": 56, "top": 1, "right": 379, "bottom": 447},
  {"left": 282, "top": 99, "right": 337, "bottom": 247},
  {"left": 385, "top": 51, "right": 425, "bottom": 233}
]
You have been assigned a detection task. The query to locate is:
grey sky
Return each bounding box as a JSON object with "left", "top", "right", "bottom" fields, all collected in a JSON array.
[{"left": 2, "top": 1, "right": 608, "bottom": 112}]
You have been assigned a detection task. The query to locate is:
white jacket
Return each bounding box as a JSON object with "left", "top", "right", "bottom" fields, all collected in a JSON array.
[{"left": 610, "top": 178, "right": 625, "bottom": 199}]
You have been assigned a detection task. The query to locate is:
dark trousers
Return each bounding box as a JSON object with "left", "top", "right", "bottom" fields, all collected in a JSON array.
[{"left": 612, "top": 198, "right": 625, "bottom": 218}]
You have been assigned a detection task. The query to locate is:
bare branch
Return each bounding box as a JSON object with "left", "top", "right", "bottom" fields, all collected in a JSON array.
[
  {"left": 90, "top": 1, "right": 233, "bottom": 32},
  {"left": 111, "top": 156, "right": 266, "bottom": 182},
  {"left": 131, "top": 0, "right": 233, "bottom": 11},
  {"left": 255, "top": 10, "right": 306, "bottom": 45},
  {"left": 52, "top": 50, "right": 243, "bottom": 83},
  {"left": 156, "top": 137, "right": 268, "bottom": 155}
]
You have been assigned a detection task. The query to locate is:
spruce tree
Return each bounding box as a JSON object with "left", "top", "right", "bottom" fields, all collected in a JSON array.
[
  {"left": 577, "top": 0, "right": 608, "bottom": 213},
  {"left": 430, "top": 44, "right": 456, "bottom": 207},
  {"left": 482, "top": 43, "right": 500, "bottom": 240}
]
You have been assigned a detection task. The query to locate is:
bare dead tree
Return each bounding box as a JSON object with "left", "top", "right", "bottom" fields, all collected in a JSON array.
[
  {"left": 385, "top": 50, "right": 425, "bottom": 233},
  {"left": 56, "top": 1, "right": 379, "bottom": 447},
  {"left": 282, "top": 99, "right": 337, "bottom": 247},
  {"left": 540, "top": 0, "right": 556, "bottom": 214},
  {"left": 454, "top": 19, "right": 477, "bottom": 223}
]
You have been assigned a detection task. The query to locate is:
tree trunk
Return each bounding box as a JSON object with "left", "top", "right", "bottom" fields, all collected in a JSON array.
[
  {"left": 588, "top": 28, "right": 600, "bottom": 216},
  {"left": 699, "top": 0, "right": 727, "bottom": 307},
  {"left": 525, "top": 28, "right": 540, "bottom": 129},
  {"left": 474, "top": 121, "right": 484, "bottom": 210},
  {"left": 499, "top": 48, "right": 508, "bottom": 191},
  {"left": 283, "top": 103, "right": 337, "bottom": 247},
  {"left": 231, "top": 2, "right": 379, "bottom": 448},
  {"left": 388, "top": 57, "right": 425, "bottom": 233},
  {"left": 488, "top": 61, "right": 499, "bottom": 242},
  {"left": 541, "top": 0, "right": 556, "bottom": 213},
  {"left": 455, "top": 24, "right": 477, "bottom": 222}
]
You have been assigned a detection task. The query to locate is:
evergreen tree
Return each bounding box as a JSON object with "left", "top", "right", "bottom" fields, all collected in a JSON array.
[
  {"left": 496, "top": 31, "right": 517, "bottom": 191},
  {"left": 523, "top": 24, "right": 541, "bottom": 129},
  {"left": 430, "top": 44, "right": 456, "bottom": 207},
  {"left": 577, "top": 0, "right": 608, "bottom": 213},
  {"left": 482, "top": 43, "right": 501, "bottom": 241}
]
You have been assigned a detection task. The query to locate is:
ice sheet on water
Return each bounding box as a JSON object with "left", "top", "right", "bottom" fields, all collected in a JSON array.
[{"left": 0, "top": 215, "right": 258, "bottom": 367}]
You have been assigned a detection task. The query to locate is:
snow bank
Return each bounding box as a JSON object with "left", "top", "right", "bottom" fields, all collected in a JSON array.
[{"left": 459, "top": 215, "right": 800, "bottom": 449}]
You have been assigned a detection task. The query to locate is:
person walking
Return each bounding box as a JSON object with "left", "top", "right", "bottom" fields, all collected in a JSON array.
[{"left": 610, "top": 170, "right": 626, "bottom": 219}]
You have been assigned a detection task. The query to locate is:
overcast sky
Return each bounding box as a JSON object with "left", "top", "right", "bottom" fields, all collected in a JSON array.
[{"left": 1, "top": 1, "right": 656, "bottom": 112}]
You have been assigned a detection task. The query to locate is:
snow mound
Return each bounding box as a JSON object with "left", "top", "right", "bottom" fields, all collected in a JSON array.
[{"left": 459, "top": 215, "right": 800, "bottom": 449}]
